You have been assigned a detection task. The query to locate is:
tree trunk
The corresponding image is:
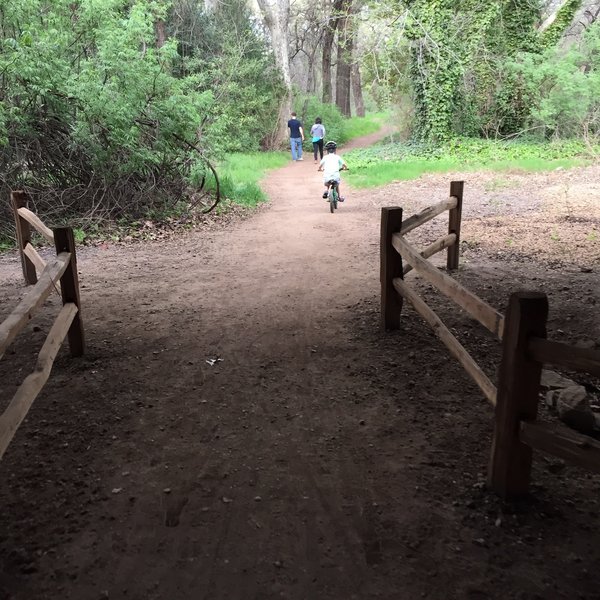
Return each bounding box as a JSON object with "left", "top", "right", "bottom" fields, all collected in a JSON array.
[
  {"left": 256, "top": 0, "right": 292, "bottom": 90},
  {"left": 351, "top": 60, "right": 364, "bottom": 117},
  {"left": 322, "top": 30, "right": 334, "bottom": 103},
  {"left": 322, "top": 0, "right": 344, "bottom": 103},
  {"left": 307, "top": 38, "right": 321, "bottom": 94},
  {"left": 257, "top": 0, "right": 292, "bottom": 145},
  {"left": 335, "top": 8, "right": 352, "bottom": 117},
  {"left": 155, "top": 20, "right": 166, "bottom": 48},
  {"left": 306, "top": 59, "right": 315, "bottom": 94},
  {"left": 349, "top": 0, "right": 364, "bottom": 116},
  {"left": 153, "top": 1, "right": 169, "bottom": 49}
]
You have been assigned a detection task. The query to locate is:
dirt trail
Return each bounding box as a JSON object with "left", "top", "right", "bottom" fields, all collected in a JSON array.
[{"left": 0, "top": 133, "right": 600, "bottom": 600}]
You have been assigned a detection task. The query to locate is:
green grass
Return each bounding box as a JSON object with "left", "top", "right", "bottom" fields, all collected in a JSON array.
[
  {"left": 208, "top": 112, "right": 390, "bottom": 205},
  {"left": 485, "top": 157, "right": 585, "bottom": 171},
  {"left": 342, "top": 112, "right": 388, "bottom": 143},
  {"left": 347, "top": 157, "right": 586, "bottom": 188},
  {"left": 345, "top": 138, "right": 594, "bottom": 188},
  {"left": 347, "top": 159, "right": 458, "bottom": 187},
  {"left": 73, "top": 228, "right": 87, "bottom": 243},
  {"left": 209, "top": 151, "right": 289, "bottom": 206}
]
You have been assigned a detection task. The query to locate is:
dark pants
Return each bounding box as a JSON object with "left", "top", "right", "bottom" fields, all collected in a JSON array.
[{"left": 313, "top": 139, "right": 324, "bottom": 161}]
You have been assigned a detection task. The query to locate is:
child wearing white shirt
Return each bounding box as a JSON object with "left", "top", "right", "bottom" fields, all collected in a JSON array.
[{"left": 318, "top": 141, "right": 348, "bottom": 201}]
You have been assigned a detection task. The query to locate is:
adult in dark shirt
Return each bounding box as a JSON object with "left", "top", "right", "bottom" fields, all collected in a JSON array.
[{"left": 287, "top": 112, "right": 305, "bottom": 161}]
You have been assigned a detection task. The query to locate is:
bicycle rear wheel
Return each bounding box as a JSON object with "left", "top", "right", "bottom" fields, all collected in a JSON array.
[{"left": 329, "top": 189, "right": 335, "bottom": 213}]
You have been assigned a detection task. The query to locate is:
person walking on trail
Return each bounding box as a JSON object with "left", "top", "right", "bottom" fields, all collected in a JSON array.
[
  {"left": 318, "top": 140, "right": 348, "bottom": 201},
  {"left": 287, "top": 112, "right": 304, "bottom": 161},
  {"left": 310, "top": 117, "right": 325, "bottom": 164}
]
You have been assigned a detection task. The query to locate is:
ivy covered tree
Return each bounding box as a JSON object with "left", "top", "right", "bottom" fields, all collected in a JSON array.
[
  {"left": 362, "top": 0, "right": 587, "bottom": 142},
  {"left": 402, "top": 0, "right": 543, "bottom": 141}
]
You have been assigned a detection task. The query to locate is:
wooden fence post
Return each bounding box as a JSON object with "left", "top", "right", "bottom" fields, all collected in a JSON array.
[
  {"left": 488, "top": 291, "right": 548, "bottom": 498},
  {"left": 11, "top": 191, "right": 37, "bottom": 285},
  {"left": 53, "top": 228, "right": 85, "bottom": 357},
  {"left": 381, "top": 207, "right": 404, "bottom": 330},
  {"left": 447, "top": 181, "right": 464, "bottom": 271}
]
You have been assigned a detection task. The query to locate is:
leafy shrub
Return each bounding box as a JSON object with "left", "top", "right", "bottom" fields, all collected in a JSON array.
[
  {"left": 171, "top": 0, "right": 285, "bottom": 154},
  {"left": 0, "top": 0, "right": 284, "bottom": 241},
  {"left": 510, "top": 21, "right": 600, "bottom": 139},
  {"left": 295, "top": 94, "right": 348, "bottom": 145}
]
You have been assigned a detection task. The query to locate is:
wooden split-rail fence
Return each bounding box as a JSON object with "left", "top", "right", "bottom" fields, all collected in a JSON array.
[
  {"left": 0, "top": 191, "right": 85, "bottom": 460},
  {"left": 381, "top": 181, "right": 600, "bottom": 498}
]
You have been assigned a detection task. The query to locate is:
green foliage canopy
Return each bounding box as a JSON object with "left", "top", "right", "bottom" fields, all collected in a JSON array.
[
  {"left": 169, "top": 0, "right": 285, "bottom": 153},
  {"left": 511, "top": 19, "right": 600, "bottom": 138},
  {"left": 0, "top": 0, "right": 283, "bottom": 236}
]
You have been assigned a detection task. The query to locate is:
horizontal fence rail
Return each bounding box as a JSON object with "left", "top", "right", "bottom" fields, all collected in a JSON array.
[
  {"left": 393, "top": 278, "right": 497, "bottom": 405},
  {"left": 1, "top": 208, "right": 85, "bottom": 460},
  {"left": 0, "top": 303, "right": 78, "bottom": 459},
  {"left": 403, "top": 233, "right": 456, "bottom": 277},
  {"left": 11, "top": 191, "right": 55, "bottom": 285},
  {"left": 23, "top": 242, "right": 47, "bottom": 273},
  {"left": 528, "top": 338, "right": 600, "bottom": 378},
  {"left": 381, "top": 180, "right": 501, "bottom": 402},
  {"left": 17, "top": 206, "right": 55, "bottom": 243},
  {"left": 0, "top": 253, "right": 71, "bottom": 361},
  {"left": 520, "top": 420, "right": 600, "bottom": 474},
  {"left": 392, "top": 233, "right": 505, "bottom": 339},
  {"left": 380, "top": 180, "right": 600, "bottom": 499},
  {"left": 400, "top": 196, "right": 458, "bottom": 236}
]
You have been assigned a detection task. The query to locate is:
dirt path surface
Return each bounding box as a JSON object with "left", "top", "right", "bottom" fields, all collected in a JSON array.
[{"left": 1, "top": 134, "right": 600, "bottom": 600}]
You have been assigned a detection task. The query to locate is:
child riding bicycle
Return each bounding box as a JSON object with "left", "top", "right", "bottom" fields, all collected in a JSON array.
[{"left": 318, "top": 140, "right": 348, "bottom": 201}]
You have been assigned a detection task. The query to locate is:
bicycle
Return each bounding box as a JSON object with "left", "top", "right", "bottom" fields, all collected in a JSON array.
[{"left": 326, "top": 179, "right": 340, "bottom": 213}]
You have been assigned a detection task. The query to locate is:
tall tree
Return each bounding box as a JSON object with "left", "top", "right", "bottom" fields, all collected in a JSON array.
[
  {"left": 349, "top": 1, "right": 365, "bottom": 116},
  {"left": 153, "top": 1, "right": 169, "bottom": 48},
  {"left": 322, "top": 0, "right": 344, "bottom": 103},
  {"left": 289, "top": 2, "right": 324, "bottom": 94},
  {"left": 398, "top": 0, "right": 545, "bottom": 140},
  {"left": 335, "top": 4, "right": 353, "bottom": 116},
  {"left": 351, "top": 61, "right": 365, "bottom": 117},
  {"left": 256, "top": 0, "right": 292, "bottom": 143}
]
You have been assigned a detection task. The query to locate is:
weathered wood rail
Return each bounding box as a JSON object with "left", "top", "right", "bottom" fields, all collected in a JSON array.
[
  {"left": 381, "top": 181, "right": 600, "bottom": 498},
  {"left": 1, "top": 196, "right": 84, "bottom": 459},
  {"left": 491, "top": 292, "right": 600, "bottom": 496},
  {"left": 11, "top": 190, "right": 54, "bottom": 285}
]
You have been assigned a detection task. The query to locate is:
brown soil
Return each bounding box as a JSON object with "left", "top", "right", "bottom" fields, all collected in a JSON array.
[{"left": 1, "top": 133, "right": 599, "bottom": 600}]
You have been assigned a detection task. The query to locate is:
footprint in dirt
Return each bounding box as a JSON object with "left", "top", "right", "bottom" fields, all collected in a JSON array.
[{"left": 162, "top": 493, "right": 189, "bottom": 527}]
